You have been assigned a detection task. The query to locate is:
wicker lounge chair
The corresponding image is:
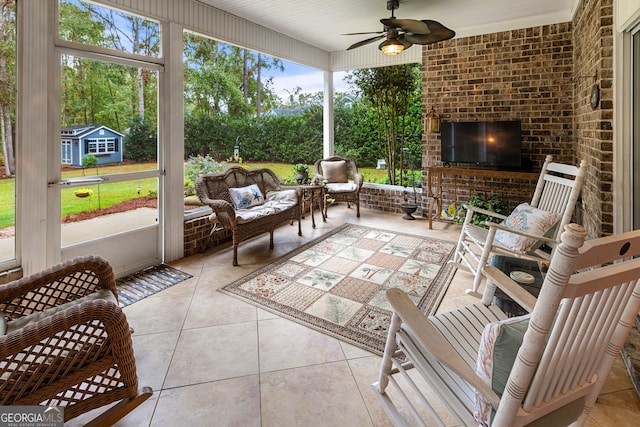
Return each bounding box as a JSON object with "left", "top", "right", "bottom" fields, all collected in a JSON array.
[
  {"left": 313, "top": 156, "right": 363, "bottom": 217},
  {"left": 0, "top": 256, "right": 152, "bottom": 425}
]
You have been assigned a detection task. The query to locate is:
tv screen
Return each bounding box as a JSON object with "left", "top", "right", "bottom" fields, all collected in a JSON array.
[{"left": 440, "top": 121, "right": 522, "bottom": 167}]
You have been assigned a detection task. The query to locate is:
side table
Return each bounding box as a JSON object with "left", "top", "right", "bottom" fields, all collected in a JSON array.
[
  {"left": 488, "top": 255, "right": 544, "bottom": 317},
  {"left": 300, "top": 184, "right": 326, "bottom": 228}
]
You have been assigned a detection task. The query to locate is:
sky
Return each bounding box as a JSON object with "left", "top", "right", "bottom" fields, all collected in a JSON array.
[{"left": 265, "top": 60, "right": 352, "bottom": 100}]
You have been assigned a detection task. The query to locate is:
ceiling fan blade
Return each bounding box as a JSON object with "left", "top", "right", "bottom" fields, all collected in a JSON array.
[
  {"left": 404, "top": 20, "right": 455, "bottom": 44},
  {"left": 347, "top": 34, "right": 386, "bottom": 50},
  {"left": 380, "top": 18, "right": 429, "bottom": 35},
  {"left": 398, "top": 34, "right": 413, "bottom": 49},
  {"left": 342, "top": 30, "right": 385, "bottom": 36}
]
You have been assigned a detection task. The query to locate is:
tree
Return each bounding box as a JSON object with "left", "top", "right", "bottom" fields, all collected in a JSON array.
[
  {"left": 346, "top": 64, "right": 421, "bottom": 185},
  {"left": 124, "top": 116, "right": 156, "bottom": 162},
  {"left": 58, "top": 1, "right": 159, "bottom": 132},
  {"left": 183, "top": 33, "right": 283, "bottom": 118},
  {"left": 0, "top": 0, "right": 15, "bottom": 176},
  {"left": 80, "top": 2, "right": 160, "bottom": 119}
]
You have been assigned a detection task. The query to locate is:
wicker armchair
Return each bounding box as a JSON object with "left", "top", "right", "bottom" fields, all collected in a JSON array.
[
  {"left": 0, "top": 256, "right": 152, "bottom": 425},
  {"left": 313, "top": 156, "right": 363, "bottom": 217}
]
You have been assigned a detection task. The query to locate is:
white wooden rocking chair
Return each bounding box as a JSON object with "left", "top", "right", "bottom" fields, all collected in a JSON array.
[
  {"left": 450, "top": 155, "right": 586, "bottom": 297},
  {"left": 374, "top": 223, "right": 640, "bottom": 426}
]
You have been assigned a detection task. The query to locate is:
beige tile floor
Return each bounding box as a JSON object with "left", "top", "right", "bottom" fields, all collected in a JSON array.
[{"left": 69, "top": 207, "right": 640, "bottom": 426}]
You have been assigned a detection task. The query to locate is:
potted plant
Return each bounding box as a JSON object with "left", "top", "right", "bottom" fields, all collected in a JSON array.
[
  {"left": 293, "top": 164, "right": 310, "bottom": 184},
  {"left": 455, "top": 194, "right": 510, "bottom": 226}
]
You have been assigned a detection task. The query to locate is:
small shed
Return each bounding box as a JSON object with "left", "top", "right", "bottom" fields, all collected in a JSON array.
[{"left": 61, "top": 125, "right": 124, "bottom": 167}]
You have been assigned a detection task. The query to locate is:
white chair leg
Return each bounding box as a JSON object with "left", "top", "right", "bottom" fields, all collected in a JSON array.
[{"left": 465, "top": 227, "right": 497, "bottom": 298}]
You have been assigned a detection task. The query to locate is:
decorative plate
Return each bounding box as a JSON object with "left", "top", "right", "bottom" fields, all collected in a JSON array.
[{"left": 510, "top": 270, "right": 536, "bottom": 284}]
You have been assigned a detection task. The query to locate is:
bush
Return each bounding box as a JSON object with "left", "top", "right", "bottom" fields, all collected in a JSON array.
[
  {"left": 183, "top": 155, "right": 228, "bottom": 195},
  {"left": 82, "top": 154, "right": 98, "bottom": 169},
  {"left": 124, "top": 116, "right": 157, "bottom": 162}
]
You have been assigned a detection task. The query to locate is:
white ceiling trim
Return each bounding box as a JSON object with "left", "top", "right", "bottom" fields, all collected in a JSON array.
[
  {"left": 96, "top": 0, "right": 331, "bottom": 70},
  {"left": 96, "top": 0, "right": 580, "bottom": 72}
]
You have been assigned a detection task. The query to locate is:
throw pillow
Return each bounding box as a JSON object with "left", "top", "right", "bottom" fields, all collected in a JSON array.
[
  {"left": 494, "top": 203, "right": 561, "bottom": 253},
  {"left": 228, "top": 184, "right": 264, "bottom": 210},
  {"left": 475, "top": 314, "right": 531, "bottom": 426},
  {"left": 321, "top": 160, "right": 348, "bottom": 183}
]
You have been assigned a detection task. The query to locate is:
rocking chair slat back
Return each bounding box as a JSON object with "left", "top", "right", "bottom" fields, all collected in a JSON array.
[{"left": 375, "top": 223, "right": 640, "bottom": 427}]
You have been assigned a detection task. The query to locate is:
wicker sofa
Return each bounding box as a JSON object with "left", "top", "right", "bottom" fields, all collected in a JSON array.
[{"left": 196, "top": 167, "right": 302, "bottom": 266}]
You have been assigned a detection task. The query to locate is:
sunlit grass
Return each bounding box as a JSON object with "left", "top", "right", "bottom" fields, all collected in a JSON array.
[
  {"left": 0, "top": 179, "right": 15, "bottom": 229},
  {"left": 241, "top": 161, "right": 388, "bottom": 183},
  {"left": 60, "top": 178, "right": 158, "bottom": 218}
]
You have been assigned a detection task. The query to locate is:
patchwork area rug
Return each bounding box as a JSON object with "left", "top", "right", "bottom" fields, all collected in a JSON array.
[
  {"left": 117, "top": 264, "right": 193, "bottom": 308},
  {"left": 221, "top": 223, "right": 457, "bottom": 355}
]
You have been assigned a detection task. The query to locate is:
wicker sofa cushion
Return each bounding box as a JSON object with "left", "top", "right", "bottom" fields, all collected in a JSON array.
[
  {"left": 5, "top": 288, "right": 117, "bottom": 335},
  {"left": 0, "top": 314, "right": 6, "bottom": 335},
  {"left": 228, "top": 183, "right": 264, "bottom": 210},
  {"left": 475, "top": 314, "right": 531, "bottom": 425},
  {"left": 321, "top": 160, "right": 348, "bottom": 183},
  {"left": 235, "top": 189, "right": 298, "bottom": 224}
]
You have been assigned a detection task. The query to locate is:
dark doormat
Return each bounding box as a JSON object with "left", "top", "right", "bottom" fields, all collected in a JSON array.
[{"left": 116, "top": 264, "right": 193, "bottom": 308}]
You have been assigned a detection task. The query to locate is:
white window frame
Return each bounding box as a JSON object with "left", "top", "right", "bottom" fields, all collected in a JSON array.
[{"left": 86, "top": 138, "right": 117, "bottom": 154}]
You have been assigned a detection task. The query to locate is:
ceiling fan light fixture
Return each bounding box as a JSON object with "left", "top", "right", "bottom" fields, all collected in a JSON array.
[{"left": 380, "top": 38, "right": 405, "bottom": 56}]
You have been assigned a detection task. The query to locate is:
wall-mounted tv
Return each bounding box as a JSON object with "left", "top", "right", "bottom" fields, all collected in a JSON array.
[{"left": 440, "top": 120, "right": 522, "bottom": 168}]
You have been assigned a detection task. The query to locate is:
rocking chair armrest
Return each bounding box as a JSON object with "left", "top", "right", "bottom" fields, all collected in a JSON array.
[
  {"left": 386, "top": 288, "right": 501, "bottom": 408},
  {"left": 482, "top": 266, "right": 537, "bottom": 313},
  {"left": 487, "top": 222, "right": 557, "bottom": 246},
  {"left": 0, "top": 256, "right": 118, "bottom": 318},
  {"left": 462, "top": 204, "right": 508, "bottom": 221}
]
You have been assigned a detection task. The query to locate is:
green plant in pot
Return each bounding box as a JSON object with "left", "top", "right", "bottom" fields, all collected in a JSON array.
[
  {"left": 456, "top": 194, "right": 510, "bottom": 226},
  {"left": 293, "top": 164, "right": 310, "bottom": 184}
]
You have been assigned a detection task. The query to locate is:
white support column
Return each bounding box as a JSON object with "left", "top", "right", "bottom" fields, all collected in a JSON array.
[
  {"left": 16, "top": 0, "right": 54, "bottom": 274},
  {"left": 323, "top": 71, "right": 335, "bottom": 158},
  {"left": 161, "top": 21, "right": 185, "bottom": 262}
]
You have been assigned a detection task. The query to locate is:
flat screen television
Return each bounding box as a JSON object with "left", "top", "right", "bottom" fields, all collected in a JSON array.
[{"left": 440, "top": 120, "right": 522, "bottom": 168}]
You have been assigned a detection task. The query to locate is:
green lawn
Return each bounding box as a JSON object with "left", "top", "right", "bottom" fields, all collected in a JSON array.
[
  {"left": 242, "top": 161, "right": 389, "bottom": 183},
  {"left": 0, "top": 178, "right": 15, "bottom": 229},
  {"left": 0, "top": 162, "right": 391, "bottom": 229}
]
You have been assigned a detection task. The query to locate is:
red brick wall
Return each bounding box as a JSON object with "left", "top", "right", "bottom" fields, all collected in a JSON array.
[
  {"left": 421, "top": 23, "right": 575, "bottom": 215},
  {"left": 572, "top": 0, "right": 613, "bottom": 236},
  {"left": 420, "top": 0, "right": 612, "bottom": 236}
]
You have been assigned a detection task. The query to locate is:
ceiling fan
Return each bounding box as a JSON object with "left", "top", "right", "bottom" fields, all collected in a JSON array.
[{"left": 344, "top": 0, "right": 455, "bottom": 56}]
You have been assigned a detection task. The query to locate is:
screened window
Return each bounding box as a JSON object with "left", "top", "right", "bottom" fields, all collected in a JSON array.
[{"left": 58, "top": 0, "right": 160, "bottom": 58}]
